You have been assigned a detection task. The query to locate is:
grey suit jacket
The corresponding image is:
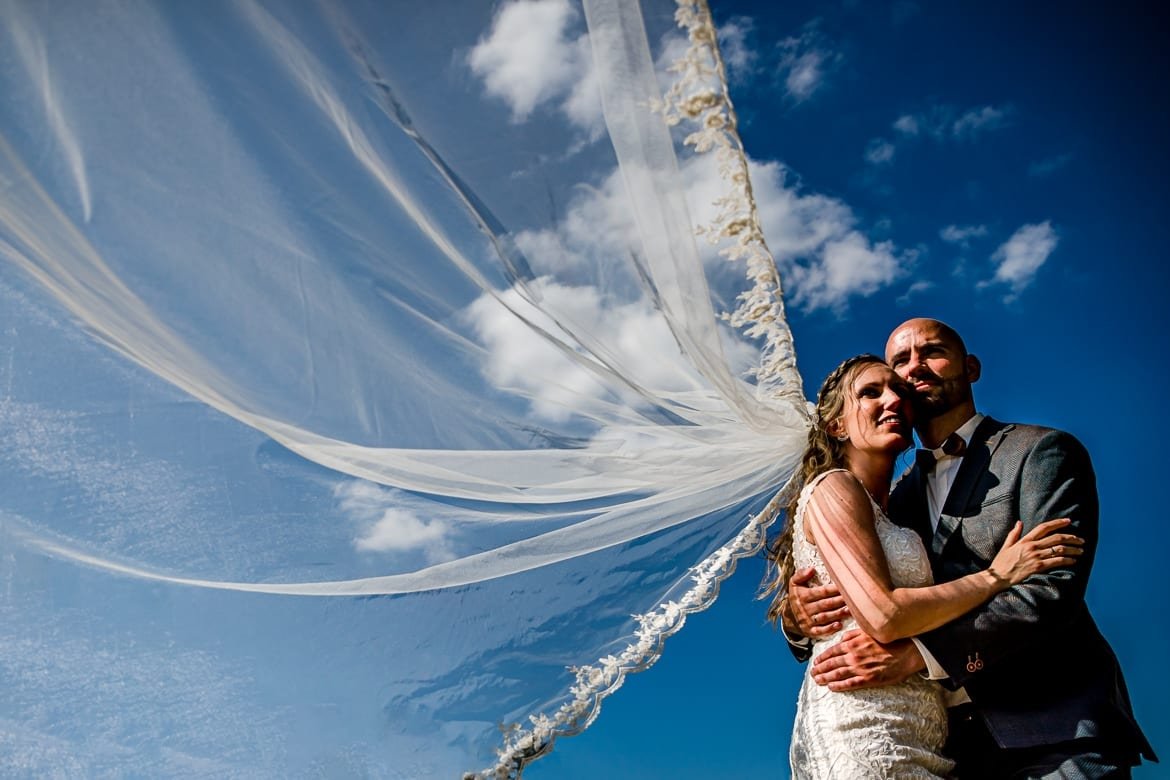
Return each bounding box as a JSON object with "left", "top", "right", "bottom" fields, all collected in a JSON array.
[{"left": 890, "top": 416, "right": 1155, "bottom": 761}]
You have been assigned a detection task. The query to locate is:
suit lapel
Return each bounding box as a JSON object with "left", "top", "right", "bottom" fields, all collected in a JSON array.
[{"left": 932, "top": 417, "right": 1011, "bottom": 557}]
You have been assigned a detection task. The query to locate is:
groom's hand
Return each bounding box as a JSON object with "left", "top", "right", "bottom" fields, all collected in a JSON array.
[{"left": 810, "top": 630, "right": 926, "bottom": 691}]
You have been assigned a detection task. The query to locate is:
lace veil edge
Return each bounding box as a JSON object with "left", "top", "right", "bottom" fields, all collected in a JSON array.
[{"left": 475, "top": 1, "right": 805, "bottom": 775}]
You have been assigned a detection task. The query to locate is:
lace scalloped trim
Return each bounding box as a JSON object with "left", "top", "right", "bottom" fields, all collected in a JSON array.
[
  {"left": 469, "top": 2, "right": 804, "bottom": 777},
  {"left": 657, "top": 0, "right": 803, "bottom": 407},
  {"left": 469, "top": 481, "right": 791, "bottom": 780}
]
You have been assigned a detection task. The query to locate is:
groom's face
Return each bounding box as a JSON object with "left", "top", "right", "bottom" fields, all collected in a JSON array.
[{"left": 884, "top": 319, "right": 978, "bottom": 419}]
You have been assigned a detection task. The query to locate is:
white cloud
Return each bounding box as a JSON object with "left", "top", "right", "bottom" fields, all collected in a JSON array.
[
  {"left": 718, "top": 18, "right": 757, "bottom": 82},
  {"left": 984, "top": 221, "right": 1058, "bottom": 298},
  {"left": 468, "top": 0, "right": 576, "bottom": 120},
  {"left": 865, "top": 138, "right": 896, "bottom": 165},
  {"left": 897, "top": 279, "right": 934, "bottom": 305},
  {"left": 892, "top": 104, "right": 1009, "bottom": 142},
  {"left": 793, "top": 233, "right": 904, "bottom": 311},
  {"left": 336, "top": 481, "right": 454, "bottom": 561},
  {"left": 783, "top": 50, "right": 825, "bottom": 101},
  {"left": 952, "top": 105, "right": 1008, "bottom": 138},
  {"left": 893, "top": 114, "right": 920, "bottom": 136},
  {"left": 735, "top": 159, "right": 911, "bottom": 312},
  {"left": 464, "top": 144, "right": 910, "bottom": 424},
  {"left": 682, "top": 152, "right": 911, "bottom": 312},
  {"left": 561, "top": 35, "right": 604, "bottom": 136},
  {"left": 939, "top": 224, "right": 988, "bottom": 245},
  {"left": 463, "top": 276, "right": 739, "bottom": 422},
  {"left": 676, "top": 153, "right": 912, "bottom": 311},
  {"left": 878, "top": 104, "right": 1009, "bottom": 165},
  {"left": 467, "top": 0, "right": 601, "bottom": 133},
  {"left": 357, "top": 509, "right": 448, "bottom": 554},
  {"left": 512, "top": 169, "right": 636, "bottom": 280},
  {"left": 655, "top": 28, "right": 692, "bottom": 82},
  {"left": 466, "top": 147, "right": 918, "bottom": 419},
  {"left": 777, "top": 25, "right": 837, "bottom": 103}
]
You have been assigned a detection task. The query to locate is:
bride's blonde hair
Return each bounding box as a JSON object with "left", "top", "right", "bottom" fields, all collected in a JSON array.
[{"left": 761, "top": 353, "right": 886, "bottom": 625}]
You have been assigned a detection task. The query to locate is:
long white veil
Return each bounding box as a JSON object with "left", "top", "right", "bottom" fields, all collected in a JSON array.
[{"left": 0, "top": 0, "right": 807, "bottom": 775}]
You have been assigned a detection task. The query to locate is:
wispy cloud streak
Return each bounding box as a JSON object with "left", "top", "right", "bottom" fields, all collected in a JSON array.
[
  {"left": 873, "top": 103, "right": 1011, "bottom": 165},
  {"left": 777, "top": 23, "right": 838, "bottom": 103}
]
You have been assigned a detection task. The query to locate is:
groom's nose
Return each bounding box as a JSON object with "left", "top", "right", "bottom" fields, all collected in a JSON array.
[{"left": 905, "top": 351, "right": 930, "bottom": 377}]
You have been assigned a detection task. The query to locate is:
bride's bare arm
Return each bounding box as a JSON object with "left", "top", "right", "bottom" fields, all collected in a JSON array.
[{"left": 804, "top": 471, "right": 1081, "bottom": 643}]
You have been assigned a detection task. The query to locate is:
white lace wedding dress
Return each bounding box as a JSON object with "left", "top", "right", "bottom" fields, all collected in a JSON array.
[{"left": 789, "top": 470, "right": 954, "bottom": 779}]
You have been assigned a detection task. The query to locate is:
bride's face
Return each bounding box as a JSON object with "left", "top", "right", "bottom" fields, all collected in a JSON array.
[{"left": 834, "top": 364, "right": 914, "bottom": 455}]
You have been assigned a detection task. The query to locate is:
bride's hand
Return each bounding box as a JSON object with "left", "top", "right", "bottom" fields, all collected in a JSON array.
[{"left": 988, "top": 518, "right": 1084, "bottom": 588}]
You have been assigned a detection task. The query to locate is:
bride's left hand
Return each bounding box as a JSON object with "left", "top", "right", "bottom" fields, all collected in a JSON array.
[{"left": 988, "top": 518, "right": 1084, "bottom": 588}]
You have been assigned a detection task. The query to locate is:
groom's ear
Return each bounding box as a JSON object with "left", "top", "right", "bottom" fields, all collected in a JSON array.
[{"left": 965, "top": 354, "right": 982, "bottom": 383}]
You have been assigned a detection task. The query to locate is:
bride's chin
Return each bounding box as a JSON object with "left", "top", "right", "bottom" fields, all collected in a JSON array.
[{"left": 886, "top": 435, "right": 912, "bottom": 453}]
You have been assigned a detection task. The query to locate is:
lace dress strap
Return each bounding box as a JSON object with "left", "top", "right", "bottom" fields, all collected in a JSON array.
[
  {"left": 795, "top": 468, "right": 855, "bottom": 521},
  {"left": 798, "top": 468, "right": 852, "bottom": 499},
  {"left": 797, "top": 468, "right": 893, "bottom": 526},
  {"left": 793, "top": 468, "right": 852, "bottom": 553}
]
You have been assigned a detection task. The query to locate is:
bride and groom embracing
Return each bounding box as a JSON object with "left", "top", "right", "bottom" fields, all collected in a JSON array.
[{"left": 765, "top": 318, "right": 1157, "bottom": 778}]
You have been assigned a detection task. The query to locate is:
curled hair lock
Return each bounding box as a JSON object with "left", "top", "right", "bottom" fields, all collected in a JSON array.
[{"left": 760, "top": 354, "right": 886, "bottom": 624}]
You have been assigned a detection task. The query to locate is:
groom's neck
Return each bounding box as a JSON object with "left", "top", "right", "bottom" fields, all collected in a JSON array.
[{"left": 917, "top": 401, "right": 977, "bottom": 449}]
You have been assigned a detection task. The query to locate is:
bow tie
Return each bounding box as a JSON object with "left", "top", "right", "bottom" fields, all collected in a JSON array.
[{"left": 915, "top": 432, "right": 967, "bottom": 473}]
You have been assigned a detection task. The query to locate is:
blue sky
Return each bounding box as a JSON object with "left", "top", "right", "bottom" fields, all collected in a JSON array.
[
  {"left": 1, "top": 0, "right": 1166, "bottom": 776},
  {"left": 530, "top": 1, "right": 1169, "bottom": 776}
]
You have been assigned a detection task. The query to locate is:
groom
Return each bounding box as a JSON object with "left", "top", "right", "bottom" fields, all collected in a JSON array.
[{"left": 784, "top": 318, "right": 1155, "bottom": 777}]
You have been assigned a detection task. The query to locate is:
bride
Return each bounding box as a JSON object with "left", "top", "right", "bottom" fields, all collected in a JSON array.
[{"left": 761, "top": 354, "right": 1081, "bottom": 779}]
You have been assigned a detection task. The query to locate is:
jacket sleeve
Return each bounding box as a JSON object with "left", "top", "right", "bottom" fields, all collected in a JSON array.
[
  {"left": 784, "top": 627, "right": 813, "bottom": 663},
  {"left": 916, "top": 430, "right": 1098, "bottom": 688}
]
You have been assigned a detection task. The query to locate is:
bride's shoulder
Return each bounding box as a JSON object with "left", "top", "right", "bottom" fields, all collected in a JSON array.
[
  {"left": 805, "top": 469, "right": 870, "bottom": 511},
  {"left": 807, "top": 467, "right": 860, "bottom": 492},
  {"left": 799, "top": 469, "right": 875, "bottom": 544}
]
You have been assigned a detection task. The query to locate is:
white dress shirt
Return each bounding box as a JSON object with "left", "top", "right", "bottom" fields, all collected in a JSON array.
[
  {"left": 923, "top": 413, "right": 985, "bottom": 531},
  {"left": 911, "top": 413, "right": 984, "bottom": 701}
]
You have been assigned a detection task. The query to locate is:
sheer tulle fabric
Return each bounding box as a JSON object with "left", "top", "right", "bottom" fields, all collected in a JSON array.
[{"left": 0, "top": 0, "right": 805, "bottom": 775}]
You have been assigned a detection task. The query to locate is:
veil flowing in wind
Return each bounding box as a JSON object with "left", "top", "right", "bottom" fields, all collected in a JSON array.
[{"left": 0, "top": 0, "right": 808, "bottom": 775}]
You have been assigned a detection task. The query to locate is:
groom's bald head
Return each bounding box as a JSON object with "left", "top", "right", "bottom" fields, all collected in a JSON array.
[
  {"left": 884, "top": 318, "right": 972, "bottom": 365},
  {"left": 885, "top": 318, "right": 980, "bottom": 432}
]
